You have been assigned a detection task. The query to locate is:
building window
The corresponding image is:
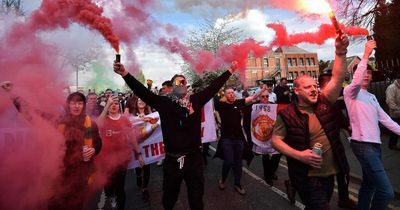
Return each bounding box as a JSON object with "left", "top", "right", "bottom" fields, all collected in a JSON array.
[
  {"left": 306, "top": 58, "right": 310, "bottom": 66},
  {"left": 308, "top": 71, "right": 312, "bottom": 76},
  {"left": 299, "top": 58, "right": 304, "bottom": 66},
  {"left": 300, "top": 71, "right": 305, "bottom": 76},
  {"left": 311, "top": 58, "right": 315, "bottom": 66},
  {"left": 289, "top": 72, "right": 293, "bottom": 80},
  {"left": 287, "top": 58, "right": 292, "bottom": 67},
  {"left": 275, "top": 58, "right": 281, "bottom": 68},
  {"left": 312, "top": 71, "right": 316, "bottom": 77},
  {"left": 292, "top": 58, "right": 297, "bottom": 66},
  {"left": 294, "top": 71, "right": 298, "bottom": 78},
  {"left": 263, "top": 57, "right": 269, "bottom": 67}
]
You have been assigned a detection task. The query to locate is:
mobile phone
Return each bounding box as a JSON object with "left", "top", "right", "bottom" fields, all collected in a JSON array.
[{"left": 116, "top": 54, "right": 121, "bottom": 63}]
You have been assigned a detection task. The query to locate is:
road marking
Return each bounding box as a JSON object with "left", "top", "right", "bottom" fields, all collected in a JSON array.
[
  {"left": 211, "top": 145, "right": 399, "bottom": 210},
  {"left": 94, "top": 144, "right": 399, "bottom": 210},
  {"left": 209, "top": 145, "right": 304, "bottom": 209},
  {"left": 279, "top": 159, "right": 358, "bottom": 196},
  {"left": 278, "top": 154, "right": 399, "bottom": 210}
]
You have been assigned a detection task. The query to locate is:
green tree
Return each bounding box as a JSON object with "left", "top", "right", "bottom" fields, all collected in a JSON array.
[{"left": 135, "top": 70, "right": 146, "bottom": 85}]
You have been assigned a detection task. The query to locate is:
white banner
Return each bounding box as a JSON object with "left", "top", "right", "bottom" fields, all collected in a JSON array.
[
  {"left": 0, "top": 108, "right": 31, "bottom": 151},
  {"left": 201, "top": 100, "right": 217, "bottom": 143},
  {"left": 250, "top": 104, "right": 283, "bottom": 154},
  {"left": 128, "top": 100, "right": 217, "bottom": 169}
]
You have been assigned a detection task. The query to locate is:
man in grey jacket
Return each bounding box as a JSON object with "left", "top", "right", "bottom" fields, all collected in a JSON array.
[{"left": 386, "top": 75, "right": 400, "bottom": 150}]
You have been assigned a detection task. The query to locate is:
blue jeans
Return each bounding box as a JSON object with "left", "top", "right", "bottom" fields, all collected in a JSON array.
[
  {"left": 221, "top": 138, "right": 244, "bottom": 186},
  {"left": 350, "top": 141, "right": 394, "bottom": 210}
]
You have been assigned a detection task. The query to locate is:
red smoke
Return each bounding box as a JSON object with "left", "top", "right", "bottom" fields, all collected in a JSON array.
[
  {"left": 112, "top": 1, "right": 154, "bottom": 46},
  {"left": 24, "top": 0, "right": 120, "bottom": 52},
  {"left": 159, "top": 37, "right": 196, "bottom": 67},
  {"left": 159, "top": 38, "right": 271, "bottom": 77},
  {"left": 158, "top": 22, "right": 367, "bottom": 76},
  {"left": 267, "top": 22, "right": 369, "bottom": 47},
  {"left": 0, "top": 0, "right": 126, "bottom": 208},
  {"left": 110, "top": 0, "right": 182, "bottom": 75},
  {"left": 0, "top": 24, "right": 67, "bottom": 208}
]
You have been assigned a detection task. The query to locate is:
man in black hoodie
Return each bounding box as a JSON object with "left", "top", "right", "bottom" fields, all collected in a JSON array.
[{"left": 114, "top": 61, "right": 238, "bottom": 210}]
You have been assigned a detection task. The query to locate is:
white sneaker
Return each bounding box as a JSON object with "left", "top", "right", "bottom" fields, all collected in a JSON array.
[
  {"left": 156, "top": 160, "right": 163, "bottom": 166},
  {"left": 110, "top": 196, "right": 117, "bottom": 209}
]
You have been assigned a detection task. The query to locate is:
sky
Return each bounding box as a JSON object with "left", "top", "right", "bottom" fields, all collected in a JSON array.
[{"left": 6, "top": 0, "right": 367, "bottom": 90}]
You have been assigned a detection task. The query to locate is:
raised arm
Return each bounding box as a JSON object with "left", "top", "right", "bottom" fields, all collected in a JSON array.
[
  {"left": 244, "top": 84, "right": 267, "bottom": 104},
  {"left": 322, "top": 35, "right": 350, "bottom": 104},
  {"left": 193, "top": 61, "right": 237, "bottom": 106},
  {"left": 97, "top": 96, "right": 116, "bottom": 127},
  {"left": 114, "top": 62, "right": 162, "bottom": 110},
  {"left": 343, "top": 40, "right": 376, "bottom": 99}
]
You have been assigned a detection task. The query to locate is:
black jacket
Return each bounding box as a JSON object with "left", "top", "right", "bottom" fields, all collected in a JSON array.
[{"left": 123, "top": 71, "right": 232, "bottom": 154}]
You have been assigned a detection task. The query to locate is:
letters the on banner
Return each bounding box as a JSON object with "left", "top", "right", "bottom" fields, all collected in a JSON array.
[{"left": 128, "top": 100, "right": 217, "bottom": 169}]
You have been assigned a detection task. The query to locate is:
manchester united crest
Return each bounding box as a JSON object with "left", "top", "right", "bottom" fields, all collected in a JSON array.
[{"left": 251, "top": 114, "right": 275, "bottom": 142}]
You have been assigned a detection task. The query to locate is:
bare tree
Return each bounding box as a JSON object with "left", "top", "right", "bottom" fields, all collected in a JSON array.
[
  {"left": 1, "top": 0, "right": 24, "bottom": 15},
  {"left": 183, "top": 19, "right": 243, "bottom": 91},
  {"left": 186, "top": 19, "right": 242, "bottom": 53},
  {"left": 59, "top": 45, "right": 103, "bottom": 88},
  {"left": 335, "top": 0, "right": 390, "bottom": 29}
]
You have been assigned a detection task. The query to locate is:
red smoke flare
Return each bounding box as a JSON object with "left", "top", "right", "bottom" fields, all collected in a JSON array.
[
  {"left": 159, "top": 21, "right": 368, "bottom": 80},
  {"left": 267, "top": 22, "right": 368, "bottom": 47},
  {"left": 112, "top": 1, "right": 154, "bottom": 46},
  {"left": 159, "top": 38, "right": 271, "bottom": 78},
  {"left": 23, "top": 0, "right": 120, "bottom": 52}
]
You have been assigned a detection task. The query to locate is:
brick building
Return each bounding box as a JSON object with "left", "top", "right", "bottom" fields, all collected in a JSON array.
[
  {"left": 325, "top": 55, "right": 361, "bottom": 75},
  {"left": 245, "top": 46, "right": 319, "bottom": 86}
]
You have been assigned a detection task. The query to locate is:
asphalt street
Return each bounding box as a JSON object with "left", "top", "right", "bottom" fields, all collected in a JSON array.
[{"left": 84, "top": 140, "right": 400, "bottom": 210}]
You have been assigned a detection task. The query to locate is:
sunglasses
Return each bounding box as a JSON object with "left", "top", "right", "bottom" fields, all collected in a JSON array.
[
  {"left": 260, "top": 95, "right": 269, "bottom": 98},
  {"left": 174, "top": 79, "right": 187, "bottom": 86}
]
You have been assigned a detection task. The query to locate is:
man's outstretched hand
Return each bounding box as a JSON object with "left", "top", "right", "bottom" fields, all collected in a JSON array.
[
  {"left": 335, "top": 34, "right": 349, "bottom": 56},
  {"left": 229, "top": 61, "right": 238, "bottom": 74},
  {"left": 114, "top": 61, "right": 129, "bottom": 77}
]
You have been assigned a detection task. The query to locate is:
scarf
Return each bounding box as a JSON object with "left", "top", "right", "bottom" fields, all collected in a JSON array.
[
  {"left": 58, "top": 115, "right": 93, "bottom": 147},
  {"left": 58, "top": 115, "right": 95, "bottom": 185},
  {"left": 166, "top": 93, "right": 191, "bottom": 111}
]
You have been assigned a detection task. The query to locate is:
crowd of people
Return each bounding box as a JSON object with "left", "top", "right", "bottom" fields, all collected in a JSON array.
[{"left": 2, "top": 34, "right": 400, "bottom": 210}]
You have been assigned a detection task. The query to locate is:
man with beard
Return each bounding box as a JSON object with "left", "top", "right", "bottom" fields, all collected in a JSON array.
[
  {"left": 272, "top": 34, "right": 350, "bottom": 210},
  {"left": 113, "top": 61, "right": 238, "bottom": 210}
]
